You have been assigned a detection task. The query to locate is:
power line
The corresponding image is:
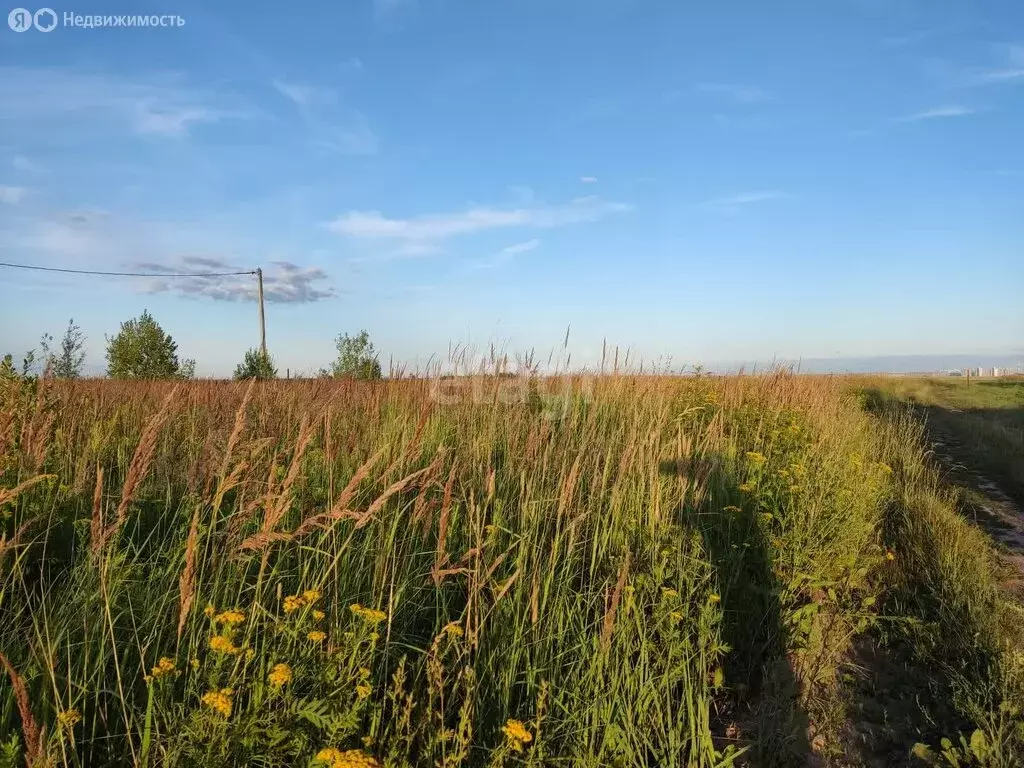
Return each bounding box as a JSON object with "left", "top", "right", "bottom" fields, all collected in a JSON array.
[{"left": 0, "top": 261, "right": 256, "bottom": 278}]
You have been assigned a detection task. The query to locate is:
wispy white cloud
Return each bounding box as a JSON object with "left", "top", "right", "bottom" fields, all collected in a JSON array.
[
  {"left": 694, "top": 82, "right": 772, "bottom": 104},
  {"left": 700, "top": 190, "right": 790, "bottom": 210},
  {"left": 471, "top": 239, "right": 541, "bottom": 270},
  {"left": 580, "top": 176, "right": 598, "bottom": 184},
  {"left": 0, "top": 186, "right": 27, "bottom": 204},
  {"left": 897, "top": 105, "right": 978, "bottom": 122},
  {"left": 272, "top": 77, "right": 377, "bottom": 155},
  {"left": 500, "top": 239, "right": 540, "bottom": 256},
  {"left": 328, "top": 196, "right": 631, "bottom": 242},
  {"left": 0, "top": 67, "right": 250, "bottom": 137}
]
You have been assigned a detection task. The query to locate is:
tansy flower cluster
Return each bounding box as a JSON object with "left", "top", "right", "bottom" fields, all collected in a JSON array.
[
  {"left": 501, "top": 719, "right": 533, "bottom": 752},
  {"left": 268, "top": 662, "right": 293, "bottom": 687},
  {"left": 349, "top": 604, "right": 387, "bottom": 625},
  {"left": 215, "top": 609, "right": 245, "bottom": 626},
  {"left": 283, "top": 588, "right": 322, "bottom": 614},
  {"left": 210, "top": 635, "right": 241, "bottom": 655},
  {"left": 149, "top": 656, "right": 177, "bottom": 680},
  {"left": 201, "top": 688, "right": 234, "bottom": 717},
  {"left": 57, "top": 708, "right": 81, "bottom": 729},
  {"left": 308, "top": 630, "right": 327, "bottom": 643},
  {"left": 314, "top": 747, "right": 381, "bottom": 768}
]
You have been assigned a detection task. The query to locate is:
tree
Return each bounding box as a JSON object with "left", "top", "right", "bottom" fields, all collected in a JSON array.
[
  {"left": 234, "top": 348, "right": 277, "bottom": 380},
  {"left": 106, "top": 310, "right": 194, "bottom": 379},
  {"left": 324, "top": 330, "right": 382, "bottom": 380},
  {"left": 40, "top": 319, "right": 87, "bottom": 378}
]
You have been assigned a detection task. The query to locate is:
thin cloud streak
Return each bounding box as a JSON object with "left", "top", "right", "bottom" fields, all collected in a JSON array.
[
  {"left": 897, "top": 105, "right": 978, "bottom": 122},
  {"left": 327, "top": 197, "right": 631, "bottom": 242},
  {"left": 700, "top": 190, "right": 790, "bottom": 209}
]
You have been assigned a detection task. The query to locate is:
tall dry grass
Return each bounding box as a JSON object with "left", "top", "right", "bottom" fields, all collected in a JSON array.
[{"left": 0, "top": 371, "right": 1020, "bottom": 767}]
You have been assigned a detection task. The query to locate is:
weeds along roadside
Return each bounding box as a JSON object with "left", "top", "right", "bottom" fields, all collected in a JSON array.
[{"left": 0, "top": 371, "right": 1019, "bottom": 766}]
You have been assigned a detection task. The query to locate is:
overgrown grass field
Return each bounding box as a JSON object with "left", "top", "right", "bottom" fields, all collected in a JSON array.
[
  {"left": 1, "top": 373, "right": 1022, "bottom": 766},
  {"left": 864, "top": 377, "right": 1024, "bottom": 506}
]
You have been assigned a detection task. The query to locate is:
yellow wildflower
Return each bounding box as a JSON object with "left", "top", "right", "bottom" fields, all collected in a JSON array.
[
  {"left": 356, "top": 683, "right": 372, "bottom": 700},
  {"left": 314, "top": 747, "right": 381, "bottom": 767},
  {"left": 442, "top": 622, "right": 464, "bottom": 637},
  {"left": 268, "top": 662, "right": 293, "bottom": 687},
  {"left": 886, "top": 550, "right": 896, "bottom": 561},
  {"left": 190, "top": 658, "right": 200, "bottom": 671},
  {"left": 245, "top": 648, "right": 255, "bottom": 661},
  {"left": 215, "top": 609, "right": 245, "bottom": 626},
  {"left": 878, "top": 462, "right": 893, "bottom": 475},
  {"left": 789, "top": 484, "right": 802, "bottom": 494},
  {"left": 661, "top": 587, "right": 679, "bottom": 599},
  {"left": 708, "top": 593, "right": 721, "bottom": 604},
  {"left": 209, "top": 635, "right": 240, "bottom": 655},
  {"left": 713, "top": 667, "right": 725, "bottom": 688},
  {"left": 745, "top": 451, "right": 766, "bottom": 466},
  {"left": 57, "top": 708, "right": 81, "bottom": 729},
  {"left": 790, "top": 462, "right": 807, "bottom": 477},
  {"left": 739, "top": 482, "right": 755, "bottom": 493},
  {"left": 203, "top": 603, "right": 216, "bottom": 618},
  {"left": 350, "top": 604, "right": 387, "bottom": 625},
  {"left": 201, "top": 688, "right": 233, "bottom": 717},
  {"left": 313, "top": 609, "right": 326, "bottom": 621},
  {"left": 283, "top": 594, "right": 305, "bottom": 614},
  {"left": 669, "top": 611, "right": 683, "bottom": 622},
  {"left": 501, "top": 719, "right": 533, "bottom": 751},
  {"left": 358, "top": 666, "right": 371, "bottom": 679},
  {"left": 150, "top": 656, "right": 177, "bottom": 679},
  {"left": 303, "top": 589, "right": 322, "bottom": 603},
  {"left": 308, "top": 630, "right": 327, "bottom": 643}
]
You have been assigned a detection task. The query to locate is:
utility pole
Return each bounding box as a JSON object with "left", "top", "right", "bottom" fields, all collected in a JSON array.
[{"left": 256, "top": 268, "right": 267, "bottom": 357}]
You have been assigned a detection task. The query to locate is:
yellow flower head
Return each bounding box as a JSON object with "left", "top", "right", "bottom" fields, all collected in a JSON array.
[
  {"left": 745, "top": 451, "right": 766, "bottom": 466},
  {"left": 358, "top": 666, "right": 371, "bottom": 679},
  {"left": 303, "top": 589, "right": 322, "bottom": 603},
  {"left": 350, "top": 604, "right": 387, "bottom": 625},
  {"left": 708, "top": 593, "right": 721, "bottom": 604},
  {"left": 203, "top": 603, "right": 216, "bottom": 618},
  {"left": 57, "top": 708, "right": 81, "bottom": 729},
  {"left": 209, "top": 635, "right": 240, "bottom": 655},
  {"left": 215, "top": 609, "right": 245, "bottom": 626},
  {"left": 739, "top": 482, "right": 755, "bottom": 494},
  {"left": 501, "top": 719, "right": 533, "bottom": 751},
  {"left": 150, "top": 656, "right": 177, "bottom": 679},
  {"left": 201, "top": 688, "right": 233, "bottom": 717},
  {"left": 660, "top": 587, "right": 679, "bottom": 599},
  {"left": 789, "top": 484, "right": 802, "bottom": 494},
  {"left": 268, "top": 662, "right": 293, "bottom": 687},
  {"left": 713, "top": 667, "right": 725, "bottom": 688},
  {"left": 283, "top": 594, "right": 305, "bottom": 614},
  {"left": 442, "top": 622, "right": 464, "bottom": 638},
  {"left": 356, "top": 683, "right": 372, "bottom": 700},
  {"left": 190, "top": 658, "right": 200, "bottom": 671},
  {"left": 313, "top": 609, "right": 326, "bottom": 621},
  {"left": 308, "top": 630, "right": 327, "bottom": 643},
  {"left": 885, "top": 550, "right": 896, "bottom": 561},
  {"left": 314, "top": 747, "right": 381, "bottom": 768}
]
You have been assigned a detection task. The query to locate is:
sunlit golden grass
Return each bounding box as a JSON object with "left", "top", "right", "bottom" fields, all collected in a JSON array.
[{"left": 1, "top": 371, "right": 1021, "bottom": 766}]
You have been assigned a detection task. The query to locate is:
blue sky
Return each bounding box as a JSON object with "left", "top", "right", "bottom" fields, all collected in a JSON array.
[{"left": 1, "top": 0, "right": 1022, "bottom": 376}]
